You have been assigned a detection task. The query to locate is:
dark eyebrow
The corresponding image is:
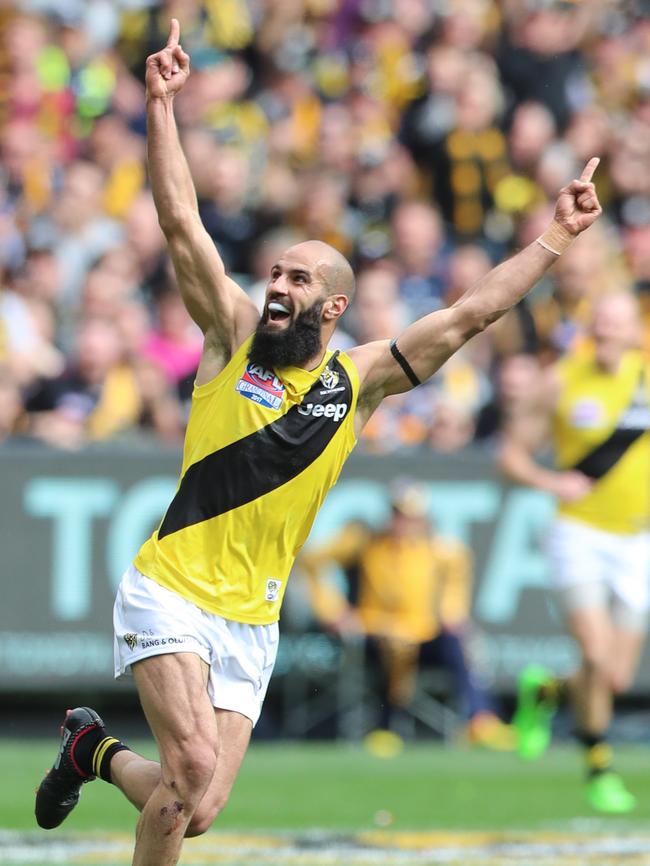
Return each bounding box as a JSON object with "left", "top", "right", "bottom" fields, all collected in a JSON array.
[{"left": 270, "top": 263, "right": 312, "bottom": 282}]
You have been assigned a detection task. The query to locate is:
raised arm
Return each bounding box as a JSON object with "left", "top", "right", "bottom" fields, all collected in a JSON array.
[
  {"left": 145, "top": 19, "right": 258, "bottom": 372},
  {"left": 350, "top": 158, "right": 602, "bottom": 421},
  {"left": 498, "top": 366, "right": 594, "bottom": 502}
]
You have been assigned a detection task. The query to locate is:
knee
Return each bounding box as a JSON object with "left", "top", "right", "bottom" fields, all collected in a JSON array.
[
  {"left": 609, "top": 667, "right": 634, "bottom": 695},
  {"left": 162, "top": 744, "right": 217, "bottom": 803},
  {"left": 185, "top": 793, "right": 229, "bottom": 837},
  {"left": 580, "top": 645, "right": 608, "bottom": 679}
]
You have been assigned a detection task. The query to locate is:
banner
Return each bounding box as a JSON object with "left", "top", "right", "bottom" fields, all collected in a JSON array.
[{"left": 1, "top": 446, "right": 632, "bottom": 693}]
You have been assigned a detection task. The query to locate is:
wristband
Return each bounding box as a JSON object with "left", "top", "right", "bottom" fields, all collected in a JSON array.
[{"left": 536, "top": 221, "right": 574, "bottom": 256}]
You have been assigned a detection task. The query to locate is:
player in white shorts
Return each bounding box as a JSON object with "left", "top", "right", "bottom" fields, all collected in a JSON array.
[{"left": 501, "top": 291, "right": 650, "bottom": 814}]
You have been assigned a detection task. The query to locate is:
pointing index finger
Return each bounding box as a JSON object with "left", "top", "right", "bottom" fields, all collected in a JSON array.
[
  {"left": 579, "top": 157, "right": 600, "bottom": 183},
  {"left": 166, "top": 18, "right": 180, "bottom": 49}
]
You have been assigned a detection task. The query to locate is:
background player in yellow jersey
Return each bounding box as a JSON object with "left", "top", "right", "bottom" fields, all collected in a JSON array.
[
  {"left": 500, "top": 291, "right": 650, "bottom": 814},
  {"left": 301, "top": 480, "right": 513, "bottom": 750},
  {"left": 35, "top": 19, "right": 603, "bottom": 866}
]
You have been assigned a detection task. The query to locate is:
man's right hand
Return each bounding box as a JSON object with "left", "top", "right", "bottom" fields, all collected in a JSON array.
[
  {"left": 145, "top": 18, "right": 190, "bottom": 100},
  {"left": 548, "top": 470, "right": 593, "bottom": 502}
]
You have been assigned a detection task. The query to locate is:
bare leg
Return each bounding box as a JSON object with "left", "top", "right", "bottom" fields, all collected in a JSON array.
[
  {"left": 565, "top": 607, "right": 614, "bottom": 734},
  {"left": 111, "top": 751, "right": 161, "bottom": 811},
  {"left": 109, "top": 672, "right": 253, "bottom": 842},
  {"left": 129, "top": 652, "right": 219, "bottom": 866},
  {"left": 608, "top": 627, "right": 645, "bottom": 696},
  {"left": 186, "top": 709, "right": 252, "bottom": 836}
]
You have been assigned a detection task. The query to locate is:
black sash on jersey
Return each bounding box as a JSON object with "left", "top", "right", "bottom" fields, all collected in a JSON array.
[
  {"left": 158, "top": 354, "right": 353, "bottom": 539},
  {"left": 571, "top": 367, "right": 649, "bottom": 481}
]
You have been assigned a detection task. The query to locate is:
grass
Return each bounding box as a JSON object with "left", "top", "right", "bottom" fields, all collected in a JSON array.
[{"left": 4, "top": 739, "right": 650, "bottom": 834}]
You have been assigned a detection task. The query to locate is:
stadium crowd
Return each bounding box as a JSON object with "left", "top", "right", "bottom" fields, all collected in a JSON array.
[{"left": 1, "top": 0, "right": 649, "bottom": 452}]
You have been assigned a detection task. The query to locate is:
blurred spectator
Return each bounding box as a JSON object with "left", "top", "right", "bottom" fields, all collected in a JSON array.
[
  {"left": 348, "top": 262, "right": 428, "bottom": 451},
  {"left": 508, "top": 101, "right": 557, "bottom": 177},
  {"left": 403, "top": 53, "right": 511, "bottom": 242},
  {"left": 531, "top": 227, "right": 630, "bottom": 363},
  {"left": 122, "top": 191, "right": 167, "bottom": 296},
  {"left": 132, "top": 355, "right": 184, "bottom": 444},
  {"left": 25, "top": 315, "right": 140, "bottom": 448},
  {"left": 300, "top": 480, "right": 514, "bottom": 748},
  {"left": 28, "top": 160, "right": 123, "bottom": 309},
  {"left": 497, "top": 3, "right": 592, "bottom": 130},
  {"left": 1, "top": 267, "right": 64, "bottom": 388},
  {"left": 140, "top": 283, "right": 203, "bottom": 386},
  {"left": 390, "top": 200, "right": 449, "bottom": 318},
  {"left": 475, "top": 352, "right": 543, "bottom": 443}
]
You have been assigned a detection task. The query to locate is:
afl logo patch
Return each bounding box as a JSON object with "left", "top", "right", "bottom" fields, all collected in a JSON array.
[
  {"left": 236, "top": 363, "right": 285, "bottom": 410},
  {"left": 320, "top": 365, "right": 339, "bottom": 390}
]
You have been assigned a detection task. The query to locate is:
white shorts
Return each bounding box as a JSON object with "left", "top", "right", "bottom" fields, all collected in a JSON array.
[
  {"left": 546, "top": 518, "right": 650, "bottom": 628},
  {"left": 113, "top": 564, "right": 279, "bottom": 725}
]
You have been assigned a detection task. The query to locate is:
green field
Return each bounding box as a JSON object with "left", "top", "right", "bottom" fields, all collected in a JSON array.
[{"left": 3, "top": 739, "right": 650, "bottom": 864}]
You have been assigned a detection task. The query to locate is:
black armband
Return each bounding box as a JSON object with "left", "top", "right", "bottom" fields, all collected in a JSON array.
[{"left": 389, "top": 339, "right": 421, "bottom": 387}]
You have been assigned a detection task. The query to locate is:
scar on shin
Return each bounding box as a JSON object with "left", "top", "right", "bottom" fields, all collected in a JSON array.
[{"left": 161, "top": 800, "right": 184, "bottom": 835}]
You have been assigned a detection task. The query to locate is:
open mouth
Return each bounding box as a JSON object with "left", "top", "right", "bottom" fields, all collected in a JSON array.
[{"left": 267, "top": 301, "right": 292, "bottom": 324}]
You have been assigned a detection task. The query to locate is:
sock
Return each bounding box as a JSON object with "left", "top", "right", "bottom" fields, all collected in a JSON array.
[
  {"left": 91, "top": 736, "right": 131, "bottom": 783},
  {"left": 71, "top": 724, "right": 130, "bottom": 783},
  {"left": 537, "top": 677, "right": 566, "bottom": 705},
  {"left": 576, "top": 730, "right": 613, "bottom": 779}
]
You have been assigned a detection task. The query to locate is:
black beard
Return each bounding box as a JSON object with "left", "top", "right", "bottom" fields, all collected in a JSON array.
[{"left": 248, "top": 302, "right": 324, "bottom": 369}]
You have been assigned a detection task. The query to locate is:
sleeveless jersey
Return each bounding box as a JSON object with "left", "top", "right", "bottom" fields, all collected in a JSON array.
[
  {"left": 554, "top": 349, "right": 650, "bottom": 534},
  {"left": 135, "top": 336, "right": 359, "bottom": 624}
]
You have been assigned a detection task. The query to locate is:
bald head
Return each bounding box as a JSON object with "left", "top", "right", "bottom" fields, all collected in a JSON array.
[
  {"left": 591, "top": 291, "right": 641, "bottom": 368},
  {"left": 286, "top": 240, "right": 356, "bottom": 300},
  {"left": 591, "top": 292, "right": 640, "bottom": 339}
]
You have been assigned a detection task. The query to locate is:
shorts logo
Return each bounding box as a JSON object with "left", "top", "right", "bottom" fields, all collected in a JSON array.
[
  {"left": 124, "top": 633, "right": 138, "bottom": 651},
  {"left": 236, "top": 364, "right": 284, "bottom": 410},
  {"left": 265, "top": 578, "right": 282, "bottom": 602},
  {"left": 320, "top": 365, "right": 339, "bottom": 390}
]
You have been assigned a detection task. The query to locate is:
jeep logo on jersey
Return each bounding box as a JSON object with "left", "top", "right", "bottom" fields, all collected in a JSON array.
[
  {"left": 236, "top": 363, "right": 285, "bottom": 410},
  {"left": 297, "top": 402, "right": 349, "bottom": 422},
  {"left": 320, "top": 365, "right": 339, "bottom": 390}
]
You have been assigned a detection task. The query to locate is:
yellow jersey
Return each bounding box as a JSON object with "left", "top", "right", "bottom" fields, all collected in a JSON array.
[
  {"left": 356, "top": 533, "right": 472, "bottom": 644},
  {"left": 135, "top": 336, "right": 359, "bottom": 624},
  {"left": 554, "top": 349, "right": 650, "bottom": 533},
  {"left": 302, "top": 523, "right": 472, "bottom": 644}
]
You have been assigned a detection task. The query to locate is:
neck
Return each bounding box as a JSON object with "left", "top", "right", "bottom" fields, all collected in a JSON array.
[
  {"left": 307, "top": 346, "right": 328, "bottom": 370},
  {"left": 282, "top": 345, "right": 327, "bottom": 372},
  {"left": 595, "top": 351, "right": 624, "bottom": 375}
]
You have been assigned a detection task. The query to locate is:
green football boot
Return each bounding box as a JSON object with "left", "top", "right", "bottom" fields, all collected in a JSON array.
[
  {"left": 512, "top": 664, "right": 557, "bottom": 761},
  {"left": 586, "top": 772, "right": 636, "bottom": 814}
]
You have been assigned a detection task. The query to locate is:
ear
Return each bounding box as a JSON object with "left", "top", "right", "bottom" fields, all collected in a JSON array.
[{"left": 322, "top": 294, "right": 349, "bottom": 322}]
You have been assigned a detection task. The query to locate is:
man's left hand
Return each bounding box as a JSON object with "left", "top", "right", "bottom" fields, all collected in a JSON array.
[{"left": 554, "top": 157, "right": 603, "bottom": 236}]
